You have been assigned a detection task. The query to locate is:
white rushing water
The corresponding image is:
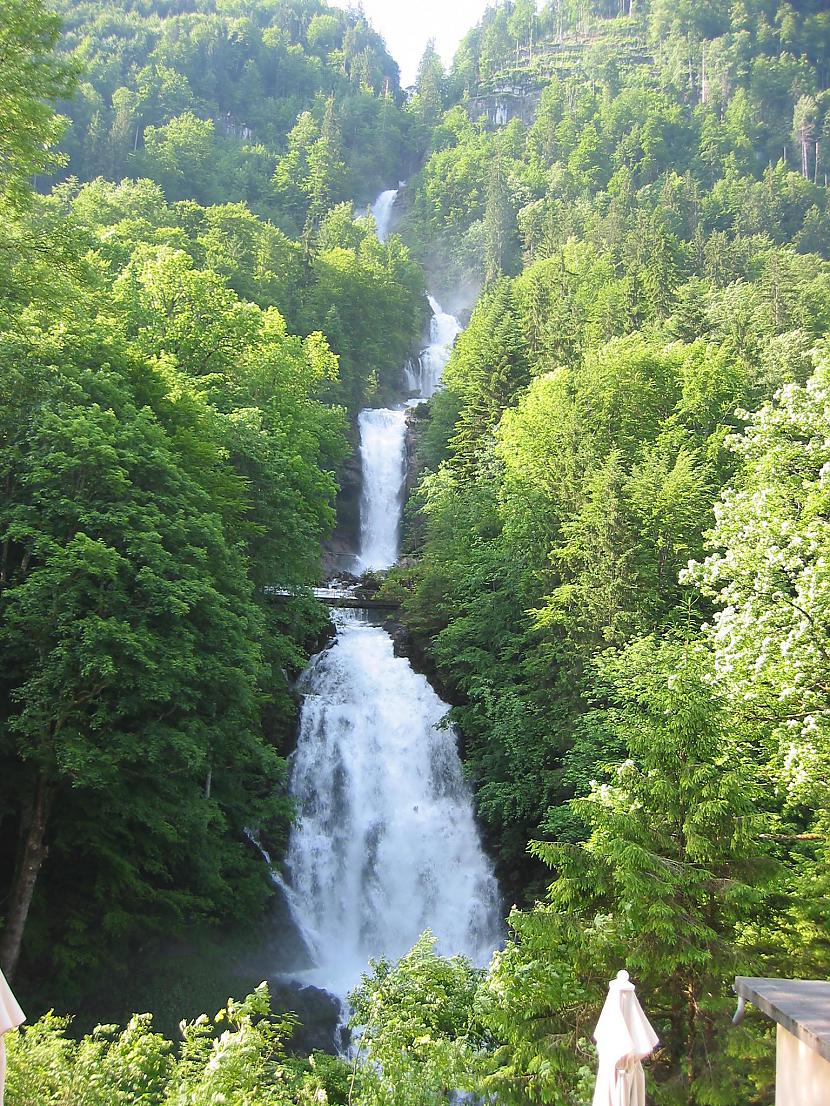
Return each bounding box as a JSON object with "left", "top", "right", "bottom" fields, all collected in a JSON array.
[
  {"left": 355, "top": 291, "right": 461, "bottom": 570},
  {"left": 277, "top": 189, "right": 495, "bottom": 1003},
  {"left": 355, "top": 408, "right": 407, "bottom": 573},
  {"left": 371, "top": 188, "right": 399, "bottom": 242},
  {"left": 412, "top": 295, "right": 463, "bottom": 399},
  {"left": 284, "top": 611, "right": 501, "bottom": 998}
]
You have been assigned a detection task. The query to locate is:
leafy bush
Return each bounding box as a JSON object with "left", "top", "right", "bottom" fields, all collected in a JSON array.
[{"left": 6, "top": 985, "right": 349, "bottom": 1106}]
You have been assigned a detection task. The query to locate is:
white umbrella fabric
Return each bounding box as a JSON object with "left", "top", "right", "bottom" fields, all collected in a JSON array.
[
  {"left": 0, "top": 968, "right": 25, "bottom": 1106},
  {"left": 592, "top": 969, "right": 659, "bottom": 1106}
]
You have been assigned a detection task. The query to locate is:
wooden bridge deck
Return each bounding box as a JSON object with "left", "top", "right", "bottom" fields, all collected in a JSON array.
[{"left": 263, "top": 586, "right": 399, "bottom": 611}]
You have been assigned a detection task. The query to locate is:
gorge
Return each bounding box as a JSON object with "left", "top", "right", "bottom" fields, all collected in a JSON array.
[{"left": 278, "top": 191, "right": 500, "bottom": 1007}]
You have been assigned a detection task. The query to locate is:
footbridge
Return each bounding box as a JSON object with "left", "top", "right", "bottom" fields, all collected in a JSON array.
[{"left": 263, "top": 586, "right": 400, "bottom": 611}]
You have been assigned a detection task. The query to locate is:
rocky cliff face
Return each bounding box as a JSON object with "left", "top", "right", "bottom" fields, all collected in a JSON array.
[
  {"left": 322, "top": 448, "right": 361, "bottom": 576},
  {"left": 467, "top": 87, "right": 542, "bottom": 128},
  {"left": 400, "top": 401, "right": 430, "bottom": 557},
  {"left": 404, "top": 402, "right": 430, "bottom": 495}
]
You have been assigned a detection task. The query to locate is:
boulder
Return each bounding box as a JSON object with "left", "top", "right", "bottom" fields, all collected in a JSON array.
[{"left": 268, "top": 979, "right": 349, "bottom": 1055}]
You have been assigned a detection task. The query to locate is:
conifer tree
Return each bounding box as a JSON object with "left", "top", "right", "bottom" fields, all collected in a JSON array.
[
  {"left": 301, "top": 98, "right": 347, "bottom": 263},
  {"left": 484, "top": 156, "right": 513, "bottom": 286},
  {"left": 483, "top": 637, "right": 774, "bottom": 1106}
]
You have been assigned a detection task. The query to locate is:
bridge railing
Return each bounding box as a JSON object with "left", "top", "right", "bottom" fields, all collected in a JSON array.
[{"left": 263, "top": 586, "right": 399, "bottom": 610}]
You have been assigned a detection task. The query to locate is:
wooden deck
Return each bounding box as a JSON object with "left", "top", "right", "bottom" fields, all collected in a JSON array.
[{"left": 263, "top": 586, "right": 400, "bottom": 611}]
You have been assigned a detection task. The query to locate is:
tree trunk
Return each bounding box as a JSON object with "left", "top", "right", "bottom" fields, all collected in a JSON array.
[{"left": 0, "top": 775, "right": 52, "bottom": 981}]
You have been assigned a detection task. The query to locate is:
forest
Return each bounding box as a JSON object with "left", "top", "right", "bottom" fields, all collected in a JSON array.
[{"left": 2, "top": 1, "right": 830, "bottom": 1105}]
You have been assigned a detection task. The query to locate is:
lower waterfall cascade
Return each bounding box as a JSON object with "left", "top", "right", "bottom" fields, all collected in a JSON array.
[
  {"left": 284, "top": 611, "right": 501, "bottom": 999},
  {"left": 279, "top": 190, "right": 501, "bottom": 1002}
]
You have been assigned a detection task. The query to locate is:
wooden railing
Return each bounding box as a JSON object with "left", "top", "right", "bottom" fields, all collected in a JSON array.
[{"left": 263, "top": 586, "right": 399, "bottom": 611}]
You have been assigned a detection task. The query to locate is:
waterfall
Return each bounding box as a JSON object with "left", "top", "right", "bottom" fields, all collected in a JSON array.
[
  {"left": 355, "top": 408, "right": 407, "bottom": 573},
  {"left": 371, "top": 188, "right": 399, "bottom": 243},
  {"left": 284, "top": 610, "right": 501, "bottom": 998},
  {"left": 403, "top": 358, "right": 420, "bottom": 393},
  {"left": 277, "top": 189, "right": 497, "bottom": 1004},
  {"left": 416, "top": 295, "right": 462, "bottom": 399},
  {"left": 354, "top": 292, "right": 461, "bottom": 570}
]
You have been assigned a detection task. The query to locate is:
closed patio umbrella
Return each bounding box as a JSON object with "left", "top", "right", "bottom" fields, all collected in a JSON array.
[
  {"left": 0, "top": 968, "right": 25, "bottom": 1106},
  {"left": 592, "top": 970, "right": 658, "bottom": 1106}
]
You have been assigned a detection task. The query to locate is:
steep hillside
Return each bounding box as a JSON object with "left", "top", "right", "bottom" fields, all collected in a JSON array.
[
  {"left": 383, "top": 5, "right": 830, "bottom": 1097},
  {"left": 49, "top": 0, "right": 414, "bottom": 230}
]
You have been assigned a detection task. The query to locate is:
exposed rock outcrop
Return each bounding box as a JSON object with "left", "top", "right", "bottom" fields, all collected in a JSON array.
[
  {"left": 468, "top": 87, "right": 542, "bottom": 128},
  {"left": 323, "top": 450, "right": 361, "bottom": 575},
  {"left": 268, "top": 979, "right": 347, "bottom": 1055}
]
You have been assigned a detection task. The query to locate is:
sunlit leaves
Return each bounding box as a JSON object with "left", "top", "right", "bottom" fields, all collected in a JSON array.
[{"left": 0, "top": 0, "right": 76, "bottom": 206}]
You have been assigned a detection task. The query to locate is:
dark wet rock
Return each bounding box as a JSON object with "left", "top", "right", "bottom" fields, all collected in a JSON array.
[
  {"left": 403, "top": 404, "right": 429, "bottom": 499},
  {"left": 306, "top": 616, "right": 336, "bottom": 657},
  {"left": 399, "top": 406, "right": 431, "bottom": 555},
  {"left": 261, "top": 877, "right": 340, "bottom": 1055},
  {"left": 268, "top": 979, "right": 348, "bottom": 1055},
  {"left": 325, "top": 450, "right": 362, "bottom": 571},
  {"left": 331, "top": 571, "right": 360, "bottom": 586},
  {"left": 388, "top": 620, "right": 412, "bottom": 658}
]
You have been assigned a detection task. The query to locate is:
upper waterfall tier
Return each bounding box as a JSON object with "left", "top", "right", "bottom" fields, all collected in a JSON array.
[
  {"left": 285, "top": 610, "right": 502, "bottom": 999},
  {"left": 371, "top": 188, "right": 399, "bottom": 243},
  {"left": 355, "top": 292, "right": 461, "bottom": 573}
]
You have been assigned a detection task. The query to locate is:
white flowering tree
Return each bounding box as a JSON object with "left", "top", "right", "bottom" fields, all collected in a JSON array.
[
  {"left": 685, "top": 357, "right": 830, "bottom": 978},
  {"left": 685, "top": 355, "right": 830, "bottom": 817}
]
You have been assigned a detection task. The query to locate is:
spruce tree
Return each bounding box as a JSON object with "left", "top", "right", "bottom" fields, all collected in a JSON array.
[{"left": 483, "top": 638, "right": 775, "bottom": 1106}]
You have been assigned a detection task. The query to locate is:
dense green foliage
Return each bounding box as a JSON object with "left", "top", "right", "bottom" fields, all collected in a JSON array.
[
  {"left": 377, "top": 1, "right": 830, "bottom": 1101},
  {"left": 0, "top": 0, "right": 77, "bottom": 202},
  {"left": 0, "top": 178, "right": 341, "bottom": 990},
  {"left": 398, "top": 0, "right": 830, "bottom": 875},
  {"left": 349, "top": 934, "right": 486, "bottom": 1106},
  {"left": 6, "top": 984, "right": 353, "bottom": 1106},
  {"left": 49, "top": 0, "right": 413, "bottom": 227},
  {"left": 0, "top": 0, "right": 423, "bottom": 1004},
  {"left": 5, "top": 1, "right": 830, "bottom": 1104},
  {"left": 402, "top": 0, "right": 830, "bottom": 293}
]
